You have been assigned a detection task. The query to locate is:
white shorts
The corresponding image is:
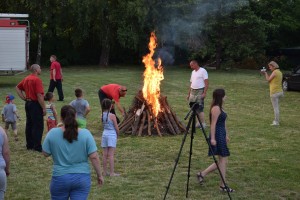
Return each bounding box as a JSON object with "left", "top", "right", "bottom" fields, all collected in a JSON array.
[{"left": 101, "top": 135, "right": 117, "bottom": 148}]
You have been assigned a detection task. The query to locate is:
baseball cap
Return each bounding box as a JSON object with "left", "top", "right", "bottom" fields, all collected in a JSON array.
[{"left": 5, "top": 95, "right": 15, "bottom": 103}]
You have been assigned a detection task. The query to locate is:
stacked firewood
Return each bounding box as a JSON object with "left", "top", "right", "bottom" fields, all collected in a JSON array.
[{"left": 119, "top": 91, "right": 186, "bottom": 136}]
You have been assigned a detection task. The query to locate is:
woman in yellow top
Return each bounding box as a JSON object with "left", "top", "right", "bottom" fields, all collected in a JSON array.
[{"left": 261, "top": 61, "right": 284, "bottom": 126}]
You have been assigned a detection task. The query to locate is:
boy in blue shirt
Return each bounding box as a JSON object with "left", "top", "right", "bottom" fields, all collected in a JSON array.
[
  {"left": 69, "top": 88, "right": 90, "bottom": 128},
  {"left": 1, "top": 95, "right": 20, "bottom": 141}
]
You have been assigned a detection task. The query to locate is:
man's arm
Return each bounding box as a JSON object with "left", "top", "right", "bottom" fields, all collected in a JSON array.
[
  {"left": 37, "top": 93, "right": 46, "bottom": 116},
  {"left": 115, "top": 101, "right": 125, "bottom": 116},
  {"left": 202, "top": 79, "right": 209, "bottom": 98},
  {"left": 60, "top": 68, "right": 63, "bottom": 81},
  {"left": 187, "top": 83, "right": 192, "bottom": 100},
  {"left": 15, "top": 86, "right": 26, "bottom": 101},
  {"left": 52, "top": 68, "right": 56, "bottom": 82}
]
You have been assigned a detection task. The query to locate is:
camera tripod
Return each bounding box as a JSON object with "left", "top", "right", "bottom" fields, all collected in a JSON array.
[{"left": 163, "top": 103, "right": 232, "bottom": 200}]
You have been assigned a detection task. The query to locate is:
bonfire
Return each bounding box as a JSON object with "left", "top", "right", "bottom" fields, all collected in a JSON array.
[{"left": 119, "top": 32, "right": 186, "bottom": 136}]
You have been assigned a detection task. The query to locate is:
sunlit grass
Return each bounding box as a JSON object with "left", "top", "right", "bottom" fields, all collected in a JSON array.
[{"left": 0, "top": 66, "right": 299, "bottom": 199}]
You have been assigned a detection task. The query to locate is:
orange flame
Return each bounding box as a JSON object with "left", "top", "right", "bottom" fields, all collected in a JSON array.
[{"left": 142, "top": 32, "right": 164, "bottom": 117}]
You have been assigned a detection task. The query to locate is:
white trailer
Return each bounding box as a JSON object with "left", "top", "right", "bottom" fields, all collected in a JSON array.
[{"left": 0, "top": 13, "right": 30, "bottom": 75}]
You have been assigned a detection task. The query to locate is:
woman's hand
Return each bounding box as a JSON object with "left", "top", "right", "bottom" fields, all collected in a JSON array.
[
  {"left": 97, "top": 175, "right": 104, "bottom": 186},
  {"left": 226, "top": 136, "right": 230, "bottom": 143},
  {"left": 210, "top": 138, "right": 216, "bottom": 146}
]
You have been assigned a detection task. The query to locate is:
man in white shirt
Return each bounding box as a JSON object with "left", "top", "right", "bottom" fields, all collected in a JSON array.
[{"left": 187, "top": 60, "right": 209, "bottom": 128}]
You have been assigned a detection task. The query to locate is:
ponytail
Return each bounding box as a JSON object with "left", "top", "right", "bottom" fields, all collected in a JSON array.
[
  {"left": 61, "top": 105, "right": 78, "bottom": 143},
  {"left": 101, "top": 98, "right": 113, "bottom": 122}
]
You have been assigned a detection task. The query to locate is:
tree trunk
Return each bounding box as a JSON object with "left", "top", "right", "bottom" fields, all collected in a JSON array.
[
  {"left": 36, "top": 28, "right": 42, "bottom": 65},
  {"left": 215, "top": 0, "right": 223, "bottom": 70},
  {"left": 35, "top": 1, "right": 43, "bottom": 65},
  {"left": 215, "top": 39, "right": 222, "bottom": 70},
  {"left": 99, "top": 35, "right": 110, "bottom": 67},
  {"left": 99, "top": 7, "right": 110, "bottom": 67}
]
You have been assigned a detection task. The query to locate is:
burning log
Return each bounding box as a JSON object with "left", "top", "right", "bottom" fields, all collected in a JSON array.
[
  {"left": 119, "top": 32, "right": 186, "bottom": 136},
  {"left": 119, "top": 91, "right": 186, "bottom": 136}
]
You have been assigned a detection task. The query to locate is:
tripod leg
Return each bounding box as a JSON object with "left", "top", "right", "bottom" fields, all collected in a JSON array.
[
  {"left": 195, "top": 114, "right": 232, "bottom": 200},
  {"left": 186, "top": 112, "right": 196, "bottom": 198},
  {"left": 163, "top": 112, "right": 194, "bottom": 200}
]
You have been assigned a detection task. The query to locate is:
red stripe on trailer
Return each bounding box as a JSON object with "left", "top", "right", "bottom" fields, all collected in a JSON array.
[{"left": 0, "top": 19, "right": 26, "bottom": 27}]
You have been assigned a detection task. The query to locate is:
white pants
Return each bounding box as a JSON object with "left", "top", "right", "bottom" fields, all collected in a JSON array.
[{"left": 270, "top": 92, "right": 284, "bottom": 124}]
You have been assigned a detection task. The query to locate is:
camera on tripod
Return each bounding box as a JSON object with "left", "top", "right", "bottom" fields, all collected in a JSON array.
[{"left": 189, "top": 102, "right": 203, "bottom": 111}]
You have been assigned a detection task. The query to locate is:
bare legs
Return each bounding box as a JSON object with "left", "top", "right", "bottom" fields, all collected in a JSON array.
[
  {"left": 4, "top": 128, "right": 18, "bottom": 141},
  {"left": 199, "top": 112, "right": 206, "bottom": 126},
  {"left": 200, "top": 156, "right": 228, "bottom": 187},
  {"left": 196, "top": 112, "right": 206, "bottom": 128},
  {"left": 102, "top": 147, "right": 118, "bottom": 176},
  {"left": 13, "top": 129, "right": 18, "bottom": 141}
]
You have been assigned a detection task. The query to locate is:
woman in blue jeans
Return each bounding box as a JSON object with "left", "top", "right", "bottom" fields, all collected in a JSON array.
[
  {"left": 0, "top": 126, "right": 10, "bottom": 200},
  {"left": 42, "top": 105, "right": 104, "bottom": 200}
]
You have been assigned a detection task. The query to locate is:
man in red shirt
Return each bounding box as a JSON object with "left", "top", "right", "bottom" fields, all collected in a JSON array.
[
  {"left": 98, "top": 84, "right": 127, "bottom": 123},
  {"left": 48, "top": 55, "right": 64, "bottom": 101},
  {"left": 16, "top": 64, "right": 46, "bottom": 152}
]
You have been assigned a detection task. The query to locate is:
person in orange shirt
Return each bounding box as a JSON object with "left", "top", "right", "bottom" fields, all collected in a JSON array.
[
  {"left": 16, "top": 64, "right": 46, "bottom": 152},
  {"left": 98, "top": 84, "right": 127, "bottom": 123},
  {"left": 48, "top": 55, "right": 64, "bottom": 101}
]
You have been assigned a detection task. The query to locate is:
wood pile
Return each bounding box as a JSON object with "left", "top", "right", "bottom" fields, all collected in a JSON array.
[{"left": 119, "top": 91, "right": 186, "bottom": 136}]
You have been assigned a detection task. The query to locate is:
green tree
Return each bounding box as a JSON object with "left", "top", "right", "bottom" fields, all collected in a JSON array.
[{"left": 250, "top": 0, "right": 300, "bottom": 49}]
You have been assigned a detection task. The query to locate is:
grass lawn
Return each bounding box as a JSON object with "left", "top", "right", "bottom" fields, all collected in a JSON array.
[{"left": 0, "top": 65, "right": 299, "bottom": 199}]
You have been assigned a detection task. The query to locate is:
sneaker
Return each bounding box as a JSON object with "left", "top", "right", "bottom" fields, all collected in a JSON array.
[
  {"left": 196, "top": 123, "right": 206, "bottom": 129},
  {"left": 270, "top": 121, "right": 279, "bottom": 126}
]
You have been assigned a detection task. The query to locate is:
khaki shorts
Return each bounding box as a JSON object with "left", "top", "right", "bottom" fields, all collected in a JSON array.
[
  {"left": 189, "top": 88, "right": 204, "bottom": 112},
  {"left": 189, "top": 88, "right": 204, "bottom": 104}
]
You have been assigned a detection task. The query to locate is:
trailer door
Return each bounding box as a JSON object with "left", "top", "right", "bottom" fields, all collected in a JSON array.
[{"left": 0, "top": 27, "right": 27, "bottom": 71}]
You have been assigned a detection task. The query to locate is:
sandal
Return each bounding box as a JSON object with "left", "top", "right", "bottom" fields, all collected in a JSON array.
[
  {"left": 196, "top": 172, "right": 204, "bottom": 184},
  {"left": 219, "top": 185, "right": 235, "bottom": 193}
]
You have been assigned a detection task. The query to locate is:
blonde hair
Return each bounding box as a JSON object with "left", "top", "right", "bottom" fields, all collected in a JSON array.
[{"left": 268, "top": 61, "right": 279, "bottom": 69}]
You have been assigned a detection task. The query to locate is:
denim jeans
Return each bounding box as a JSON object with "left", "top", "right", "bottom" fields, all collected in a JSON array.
[
  {"left": 50, "top": 173, "right": 91, "bottom": 200},
  {"left": 0, "top": 168, "right": 7, "bottom": 200}
]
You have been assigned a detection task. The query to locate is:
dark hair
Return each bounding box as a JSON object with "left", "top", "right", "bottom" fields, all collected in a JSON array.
[
  {"left": 75, "top": 88, "right": 83, "bottom": 98},
  {"left": 190, "top": 60, "right": 199, "bottom": 65},
  {"left": 44, "top": 92, "right": 54, "bottom": 101},
  {"left": 101, "top": 98, "right": 112, "bottom": 122},
  {"left": 209, "top": 89, "right": 225, "bottom": 124},
  {"left": 61, "top": 105, "right": 78, "bottom": 143},
  {"left": 50, "top": 55, "right": 57, "bottom": 60}
]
